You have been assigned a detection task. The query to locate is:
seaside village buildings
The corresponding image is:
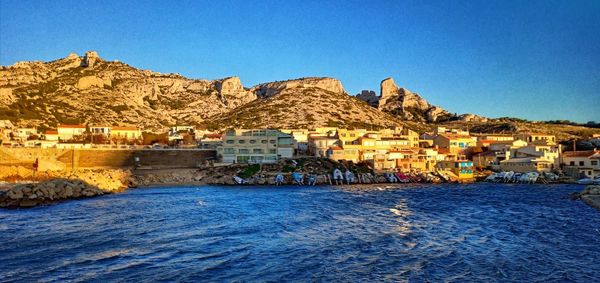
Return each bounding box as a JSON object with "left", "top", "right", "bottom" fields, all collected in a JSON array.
[{"left": 2, "top": 117, "right": 599, "bottom": 181}]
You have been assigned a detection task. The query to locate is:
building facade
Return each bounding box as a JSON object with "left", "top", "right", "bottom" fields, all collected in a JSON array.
[{"left": 218, "top": 129, "right": 294, "bottom": 164}]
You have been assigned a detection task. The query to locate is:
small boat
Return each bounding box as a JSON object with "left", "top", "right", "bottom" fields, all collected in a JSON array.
[
  {"left": 344, "top": 170, "right": 355, "bottom": 184},
  {"left": 578, "top": 176, "right": 600, "bottom": 185},
  {"left": 233, "top": 176, "right": 246, "bottom": 184}
]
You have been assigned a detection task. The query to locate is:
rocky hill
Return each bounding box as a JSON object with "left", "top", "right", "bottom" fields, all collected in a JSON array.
[
  {"left": 1, "top": 51, "right": 597, "bottom": 140},
  {"left": 0, "top": 52, "right": 407, "bottom": 131},
  {"left": 0, "top": 52, "right": 264, "bottom": 130},
  {"left": 356, "top": 77, "right": 488, "bottom": 123},
  {"left": 205, "top": 78, "right": 405, "bottom": 129}
]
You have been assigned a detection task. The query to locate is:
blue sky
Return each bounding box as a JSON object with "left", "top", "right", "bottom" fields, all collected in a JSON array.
[{"left": 1, "top": 0, "right": 599, "bottom": 122}]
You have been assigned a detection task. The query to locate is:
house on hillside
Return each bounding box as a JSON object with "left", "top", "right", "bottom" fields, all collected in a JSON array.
[
  {"left": 562, "top": 150, "right": 600, "bottom": 178},
  {"left": 515, "top": 133, "right": 557, "bottom": 145},
  {"left": 433, "top": 134, "right": 476, "bottom": 156},
  {"left": 111, "top": 127, "right": 142, "bottom": 141},
  {"left": 44, "top": 130, "right": 59, "bottom": 141},
  {"left": 57, "top": 124, "right": 86, "bottom": 141},
  {"left": 14, "top": 127, "right": 38, "bottom": 141}
]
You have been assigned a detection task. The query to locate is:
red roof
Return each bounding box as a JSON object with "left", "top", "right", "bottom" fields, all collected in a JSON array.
[
  {"left": 563, "top": 150, "right": 599, "bottom": 158},
  {"left": 329, "top": 146, "right": 343, "bottom": 151},
  {"left": 205, "top": 133, "right": 222, "bottom": 139},
  {"left": 58, "top": 124, "right": 85, "bottom": 129},
  {"left": 45, "top": 130, "right": 58, "bottom": 135}
]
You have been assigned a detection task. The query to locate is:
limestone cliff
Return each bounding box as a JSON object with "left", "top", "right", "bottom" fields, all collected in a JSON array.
[
  {"left": 252, "top": 77, "right": 345, "bottom": 98},
  {"left": 0, "top": 52, "right": 405, "bottom": 131},
  {"left": 0, "top": 52, "right": 260, "bottom": 130},
  {"left": 356, "top": 77, "right": 487, "bottom": 123}
]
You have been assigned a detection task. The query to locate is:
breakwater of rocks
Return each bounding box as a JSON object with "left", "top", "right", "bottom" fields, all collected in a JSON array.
[
  {"left": 579, "top": 185, "right": 600, "bottom": 211},
  {"left": 0, "top": 169, "right": 132, "bottom": 208},
  {"left": 0, "top": 179, "right": 106, "bottom": 208}
]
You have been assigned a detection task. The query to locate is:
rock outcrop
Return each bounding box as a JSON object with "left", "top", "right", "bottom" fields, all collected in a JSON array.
[
  {"left": 356, "top": 90, "right": 379, "bottom": 107},
  {"left": 376, "top": 77, "right": 451, "bottom": 122},
  {"left": 580, "top": 185, "right": 600, "bottom": 212},
  {"left": 81, "top": 51, "right": 100, "bottom": 68},
  {"left": 76, "top": 75, "right": 110, "bottom": 90},
  {"left": 354, "top": 77, "right": 489, "bottom": 123},
  {"left": 0, "top": 179, "right": 106, "bottom": 208},
  {"left": 253, "top": 77, "right": 345, "bottom": 98},
  {"left": 213, "top": 77, "right": 256, "bottom": 107}
]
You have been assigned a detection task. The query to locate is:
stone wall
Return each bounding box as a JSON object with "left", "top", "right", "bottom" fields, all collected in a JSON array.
[{"left": 0, "top": 148, "right": 217, "bottom": 171}]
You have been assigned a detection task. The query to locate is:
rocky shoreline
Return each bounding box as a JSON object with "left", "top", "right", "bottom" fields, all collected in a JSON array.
[
  {"left": 0, "top": 168, "right": 131, "bottom": 208},
  {"left": 0, "top": 179, "right": 107, "bottom": 208},
  {"left": 579, "top": 185, "right": 600, "bottom": 211},
  {"left": 1, "top": 162, "right": 599, "bottom": 209}
]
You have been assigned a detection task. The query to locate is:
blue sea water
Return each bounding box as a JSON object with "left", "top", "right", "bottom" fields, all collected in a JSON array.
[{"left": 0, "top": 184, "right": 599, "bottom": 282}]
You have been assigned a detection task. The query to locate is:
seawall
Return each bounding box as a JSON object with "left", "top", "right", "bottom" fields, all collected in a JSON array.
[{"left": 0, "top": 148, "right": 217, "bottom": 179}]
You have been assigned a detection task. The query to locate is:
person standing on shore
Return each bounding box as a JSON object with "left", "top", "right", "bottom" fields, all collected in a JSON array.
[{"left": 32, "top": 158, "right": 39, "bottom": 178}]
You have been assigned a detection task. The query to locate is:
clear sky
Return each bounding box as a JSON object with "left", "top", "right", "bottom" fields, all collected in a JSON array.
[{"left": 1, "top": 0, "right": 599, "bottom": 122}]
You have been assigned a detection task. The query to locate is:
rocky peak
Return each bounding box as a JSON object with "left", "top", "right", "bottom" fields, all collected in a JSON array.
[
  {"left": 81, "top": 51, "right": 101, "bottom": 68},
  {"left": 356, "top": 90, "right": 379, "bottom": 107},
  {"left": 252, "top": 77, "right": 346, "bottom": 98},
  {"left": 215, "top": 76, "right": 244, "bottom": 96},
  {"left": 66, "top": 53, "right": 79, "bottom": 60},
  {"left": 213, "top": 76, "right": 256, "bottom": 107},
  {"left": 378, "top": 77, "right": 399, "bottom": 108}
]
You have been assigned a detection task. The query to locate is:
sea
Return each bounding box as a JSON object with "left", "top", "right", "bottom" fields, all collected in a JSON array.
[{"left": 1, "top": 183, "right": 599, "bottom": 282}]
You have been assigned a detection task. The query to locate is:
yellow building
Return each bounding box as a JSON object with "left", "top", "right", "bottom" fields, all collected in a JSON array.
[
  {"left": 326, "top": 146, "right": 360, "bottom": 163},
  {"left": 436, "top": 160, "right": 474, "bottom": 180},
  {"left": 515, "top": 133, "right": 556, "bottom": 145},
  {"left": 337, "top": 129, "right": 368, "bottom": 146},
  {"left": 433, "top": 134, "right": 476, "bottom": 155},
  {"left": 111, "top": 127, "right": 142, "bottom": 140}
]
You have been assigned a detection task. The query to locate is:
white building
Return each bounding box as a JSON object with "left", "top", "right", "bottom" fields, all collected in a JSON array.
[{"left": 218, "top": 129, "right": 294, "bottom": 164}]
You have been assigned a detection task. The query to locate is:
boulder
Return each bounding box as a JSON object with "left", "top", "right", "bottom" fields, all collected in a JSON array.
[
  {"left": 19, "top": 199, "right": 38, "bottom": 207},
  {"left": 76, "top": 75, "right": 107, "bottom": 90}
]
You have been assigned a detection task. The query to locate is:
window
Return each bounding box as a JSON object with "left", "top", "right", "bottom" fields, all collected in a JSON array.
[
  {"left": 579, "top": 161, "right": 584, "bottom": 166},
  {"left": 226, "top": 140, "right": 234, "bottom": 144},
  {"left": 253, "top": 148, "right": 263, "bottom": 154},
  {"left": 238, "top": 140, "right": 245, "bottom": 144},
  {"left": 237, "top": 156, "right": 249, "bottom": 163},
  {"left": 592, "top": 161, "right": 598, "bottom": 166},
  {"left": 261, "top": 140, "right": 268, "bottom": 144},
  {"left": 249, "top": 140, "right": 256, "bottom": 144},
  {"left": 569, "top": 161, "right": 575, "bottom": 166},
  {"left": 269, "top": 140, "right": 276, "bottom": 144},
  {"left": 239, "top": 149, "right": 249, "bottom": 154},
  {"left": 223, "top": 148, "right": 235, "bottom": 154},
  {"left": 268, "top": 149, "right": 276, "bottom": 154}
]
